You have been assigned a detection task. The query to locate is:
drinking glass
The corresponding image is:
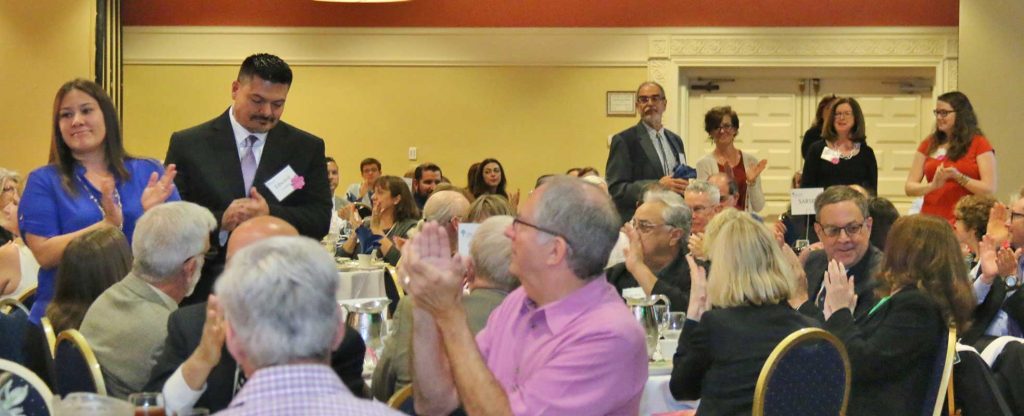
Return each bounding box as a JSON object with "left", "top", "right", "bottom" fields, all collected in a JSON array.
[
  {"left": 128, "top": 392, "right": 165, "bottom": 416},
  {"left": 662, "top": 312, "right": 686, "bottom": 341},
  {"left": 179, "top": 408, "right": 210, "bottom": 416},
  {"left": 653, "top": 304, "right": 669, "bottom": 333}
]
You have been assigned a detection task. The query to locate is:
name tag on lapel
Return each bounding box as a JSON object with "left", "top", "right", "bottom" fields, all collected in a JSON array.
[{"left": 265, "top": 165, "right": 302, "bottom": 201}]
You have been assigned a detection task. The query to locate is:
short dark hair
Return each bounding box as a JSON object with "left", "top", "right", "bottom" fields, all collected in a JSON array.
[
  {"left": 868, "top": 197, "right": 900, "bottom": 250},
  {"left": 814, "top": 185, "right": 869, "bottom": 219},
  {"left": 325, "top": 156, "right": 336, "bottom": 165},
  {"left": 704, "top": 106, "right": 740, "bottom": 136},
  {"left": 359, "top": 158, "right": 381, "bottom": 172},
  {"left": 414, "top": 163, "right": 442, "bottom": 181},
  {"left": 238, "top": 53, "right": 292, "bottom": 85},
  {"left": 821, "top": 97, "right": 867, "bottom": 143}
]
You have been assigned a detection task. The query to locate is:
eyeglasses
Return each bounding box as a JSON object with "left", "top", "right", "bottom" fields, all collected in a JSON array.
[
  {"left": 817, "top": 221, "right": 867, "bottom": 238},
  {"left": 833, "top": 112, "right": 854, "bottom": 119},
  {"left": 512, "top": 217, "right": 575, "bottom": 250},
  {"left": 1, "top": 186, "right": 16, "bottom": 195},
  {"left": 715, "top": 125, "right": 736, "bottom": 133},
  {"left": 637, "top": 95, "right": 664, "bottom": 104},
  {"left": 933, "top": 109, "right": 956, "bottom": 118},
  {"left": 1011, "top": 211, "right": 1024, "bottom": 222},
  {"left": 630, "top": 218, "right": 671, "bottom": 234}
]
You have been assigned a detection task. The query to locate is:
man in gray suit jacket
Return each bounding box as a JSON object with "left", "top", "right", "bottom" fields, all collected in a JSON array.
[
  {"left": 80, "top": 202, "right": 216, "bottom": 398},
  {"left": 606, "top": 81, "right": 689, "bottom": 223}
]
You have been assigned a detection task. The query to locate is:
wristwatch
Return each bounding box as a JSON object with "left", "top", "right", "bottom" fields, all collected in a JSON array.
[{"left": 1005, "top": 275, "right": 1022, "bottom": 291}]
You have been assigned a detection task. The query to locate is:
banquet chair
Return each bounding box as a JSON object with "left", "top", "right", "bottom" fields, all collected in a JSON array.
[
  {"left": 752, "top": 328, "right": 850, "bottom": 416},
  {"left": 16, "top": 286, "right": 37, "bottom": 312},
  {"left": 388, "top": 384, "right": 415, "bottom": 414},
  {"left": 0, "top": 358, "right": 56, "bottom": 415},
  {"left": 0, "top": 309, "right": 28, "bottom": 363},
  {"left": 922, "top": 325, "right": 956, "bottom": 416},
  {"left": 0, "top": 297, "right": 27, "bottom": 315},
  {"left": 951, "top": 345, "right": 1012, "bottom": 415},
  {"left": 54, "top": 329, "right": 106, "bottom": 396}
]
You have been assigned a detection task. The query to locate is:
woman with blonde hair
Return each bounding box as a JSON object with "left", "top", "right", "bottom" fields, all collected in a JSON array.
[
  {"left": 0, "top": 168, "right": 37, "bottom": 298},
  {"left": 668, "top": 209, "right": 815, "bottom": 415},
  {"left": 821, "top": 214, "right": 974, "bottom": 415}
]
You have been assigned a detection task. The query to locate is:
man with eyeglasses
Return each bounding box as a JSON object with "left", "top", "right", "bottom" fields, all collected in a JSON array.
[
  {"left": 407, "top": 176, "right": 648, "bottom": 415},
  {"left": 607, "top": 81, "right": 688, "bottom": 224},
  {"left": 607, "top": 189, "right": 692, "bottom": 311},
  {"left": 793, "top": 185, "right": 882, "bottom": 321}
]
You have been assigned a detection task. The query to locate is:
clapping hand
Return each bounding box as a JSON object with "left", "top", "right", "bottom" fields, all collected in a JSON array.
[
  {"left": 141, "top": 164, "right": 177, "bottom": 211},
  {"left": 822, "top": 259, "right": 856, "bottom": 320},
  {"left": 748, "top": 159, "right": 768, "bottom": 182},
  {"left": 684, "top": 254, "right": 711, "bottom": 322},
  {"left": 987, "top": 204, "right": 1010, "bottom": 247},
  {"left": 658, "top": 176, "right": 689, "bottom": 195},
  {"left": 622, "top": 223, "right": 646, "bottom": 275},
  {"left": 403, "top": 222, "right": 466, "bottom": 320},
  {"left": 97, "top": 176, "right": 123, "bottom": 228},
  {"left": 687, "top": 232, "right": 706, "bottom": 260}
]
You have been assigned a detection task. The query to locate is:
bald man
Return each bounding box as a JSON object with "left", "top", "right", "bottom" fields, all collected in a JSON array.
[{"left": 147, "top": 216, "right": 369, "bottom": 414}]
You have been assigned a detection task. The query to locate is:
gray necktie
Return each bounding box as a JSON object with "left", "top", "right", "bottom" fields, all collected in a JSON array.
[
  {"left": 241, "top": 135, "right": 258, "bottom": 194},
  {"left": 657, "top": 131, "right": 676, "bottom": 176}
]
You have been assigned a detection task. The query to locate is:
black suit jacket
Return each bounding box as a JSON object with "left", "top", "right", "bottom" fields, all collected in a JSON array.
[
  {"left": 606, "top": 248, "right": 691, "bottom": 312},
  {"left": 165, "top": 110, "right": 331, "bottom": 301},
  {"left": 670, "top": 303, "right": 817, "bottom": 415},
  {"left": 824, "top": 287, "right": 945, "bottom": 416},
  {"left": 606, "top": 121, "right": 685, "bottom": 223},
  {"left": 799, "top": 246, "right": 883, "bottom": 322},
  {"left": 145, "top": 302, "right": 368, "bottom": 412}
]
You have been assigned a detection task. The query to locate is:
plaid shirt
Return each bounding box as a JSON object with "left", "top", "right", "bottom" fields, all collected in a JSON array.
[{"left": 215, "top": 364, "right": 399, "bottom": 416}]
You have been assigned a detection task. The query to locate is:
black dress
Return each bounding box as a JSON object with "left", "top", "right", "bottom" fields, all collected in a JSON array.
[{"left": 801, "top": 140, "right": 878, "bottom": 194}]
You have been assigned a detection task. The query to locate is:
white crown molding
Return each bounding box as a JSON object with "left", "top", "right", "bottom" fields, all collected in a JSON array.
[{"left": 124, "top": 26, "right": 957, "bottom": 67}]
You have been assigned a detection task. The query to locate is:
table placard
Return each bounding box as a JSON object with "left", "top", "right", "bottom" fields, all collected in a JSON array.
[
  {"left": 457, "top": 223, "right": 480, "bottom": 257},
  {"left": 791, "top": 188, "right": 824, "bottom": 216}
]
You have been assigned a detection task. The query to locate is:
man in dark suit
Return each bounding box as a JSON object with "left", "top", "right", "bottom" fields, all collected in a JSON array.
[
  {"left": 795, "top": 186, "right": 882, "bottom": 321},
  {"left": 606, "top": 188, "right": 692, "bottom": 311},
  {"left": 606, "top": 81, "right": 689, "bottom": 223},
  {"left": 165, "top": 53, "right": 331, "bottom": 303},
  {"left": 146, "top": 216, "right": 368, "bottom": 414}
]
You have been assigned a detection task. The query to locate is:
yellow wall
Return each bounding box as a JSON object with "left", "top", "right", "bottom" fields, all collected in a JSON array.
[
  {"left": 123, "top": 65, "right": 646, "bottom": 194},
  {"left": 0, "top": 1, "right": 94, "bottom": 178},
  {"left": 960, "top": 0, "right": 1024, "bottom": 199}
]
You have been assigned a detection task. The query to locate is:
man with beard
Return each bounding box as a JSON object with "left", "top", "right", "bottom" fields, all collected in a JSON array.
[
  {"left": 412, "top": 163, "right": 443, "bottom": 210},
  {"left": 165, "top": 53, "right": 331, "bottom": 304},
  {"left": 80, "top": 201, "right": 216, "bottom": 398},
  {"left": 606, "top": 81, "right": 688, "bottom": 223}
]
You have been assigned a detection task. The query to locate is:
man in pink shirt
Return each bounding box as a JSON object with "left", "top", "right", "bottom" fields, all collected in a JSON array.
[{"left": 405, "top": 176, "right": 648, "bottom": 416}]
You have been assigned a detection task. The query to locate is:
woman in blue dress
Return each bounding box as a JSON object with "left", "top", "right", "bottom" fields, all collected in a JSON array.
[{"left": 19, "top": 79, "right": 179, "bottom": 323}]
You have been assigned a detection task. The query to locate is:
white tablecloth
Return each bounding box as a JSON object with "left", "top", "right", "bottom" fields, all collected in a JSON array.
[
  {"left": 641, "top": 341, "right": 698, "bottom": 415},
  {"left": 336, "top": 267, "right": 386, "bottom": 300}
]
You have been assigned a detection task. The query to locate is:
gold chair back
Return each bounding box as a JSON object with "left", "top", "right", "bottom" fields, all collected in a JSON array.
[
  {"left": 753, "top": 327, "right": 851, "bottom": 416},
  {"left": 0, "top": 358, "right": 56, "bottom": 414},
  {"left": 931, "top": 326, "right": 957, "bottom": 416},
  {"left": 55, "top": 329, "right": 107, "bottom": 396},
  {"left": 388, "top": 384, "right": 413, "bottom": 409},
  {"left": 40, "top": 317, "right": 57, "bottom": 359},
  {"left": 0, "top": 297, "right": 26, "bottom": 315}
]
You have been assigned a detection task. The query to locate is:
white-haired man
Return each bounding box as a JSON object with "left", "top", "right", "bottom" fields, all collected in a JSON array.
[
  {"left": 81, "top": 201, "right": 216, "bottom": 398},
  {"left": 215, "top": 236, "right": 398, "bottom": 415},
  {"left": 372, "top": 214, "right": 516, "bottom": 401},
  {"left": 608, "top": 189, "right": 692, "bottom": 311},
  {"left": 408, "top": 176, "right": 647, "bottom": 415}
]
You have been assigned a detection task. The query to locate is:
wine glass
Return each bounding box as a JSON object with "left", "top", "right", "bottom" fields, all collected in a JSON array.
[
  {"left": 653, "top": 304, "right": 669, "bottom": 334},
  {"left": 662, "top": 312, "right": 686, "bottom": 341},
  {"left": 128, "top": 392, "right": 165, "bottom": 416}
]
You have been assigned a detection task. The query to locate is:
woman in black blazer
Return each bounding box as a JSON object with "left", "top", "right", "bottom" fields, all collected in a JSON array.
[
  {"left": 664, "top": 209, "right": 816, "bottom": 415},
  {"left": 821, "top": 214, "right": 974, "bottom": 415}
]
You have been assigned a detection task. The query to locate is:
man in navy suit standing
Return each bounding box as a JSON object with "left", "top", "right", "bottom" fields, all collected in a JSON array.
[
  {"left": 165, "top": 53, "right": 331, "bottom": 303},
  {"left": 606, "top": 81, "right": 689, "bottom": 223}
]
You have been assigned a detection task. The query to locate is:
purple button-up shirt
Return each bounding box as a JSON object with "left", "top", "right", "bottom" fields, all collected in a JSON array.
[
  {"left": 215, "top": 364, "right": 399, "bottom": 416},
  {"left": 475, "top": 276, "right": 648, "bottom": 415}
]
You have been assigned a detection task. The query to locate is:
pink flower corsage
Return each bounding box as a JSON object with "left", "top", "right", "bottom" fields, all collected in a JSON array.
[
  {"left": 291, "top": 175, "right": 306, "bottom": 190},
  {"left": 830, "top": 158, "right": 839, "bottom": 165}
]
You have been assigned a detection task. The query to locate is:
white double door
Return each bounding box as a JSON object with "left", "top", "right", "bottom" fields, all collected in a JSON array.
[{"left": 684, "top": 74, "right": 934, "bottom": 218}]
